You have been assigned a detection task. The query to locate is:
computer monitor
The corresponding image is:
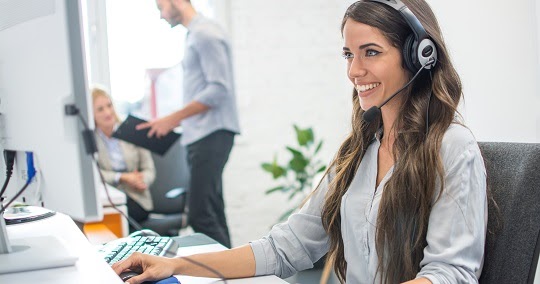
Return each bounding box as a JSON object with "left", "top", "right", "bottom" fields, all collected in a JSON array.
[{"left": 0, "top": 0, "right": 102, "bottom": 273}]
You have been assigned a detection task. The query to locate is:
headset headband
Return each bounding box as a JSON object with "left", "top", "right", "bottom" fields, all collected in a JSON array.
[{"left": 366, "top": 0, "right": 437, "bottom": 70}]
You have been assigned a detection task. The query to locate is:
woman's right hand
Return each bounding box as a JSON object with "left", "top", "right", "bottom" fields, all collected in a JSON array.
[{"left": 111, "top": 252, "right": 176, "bottom": 284}]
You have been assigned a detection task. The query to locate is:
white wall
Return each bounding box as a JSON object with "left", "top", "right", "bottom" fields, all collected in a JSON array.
[
  {"left": 222, "top": 0, "right": 352, "bottom": 246},
  {"left": 429, "top": 0, "right": 540, "bottom": 143},
  {"left": 222, "top": 0, "right": 540, "bottom": 247}
]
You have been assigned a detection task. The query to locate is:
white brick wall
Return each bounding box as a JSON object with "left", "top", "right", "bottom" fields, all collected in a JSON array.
[{"left": 221, "top": 0, "right": 353, "bottom": 246}]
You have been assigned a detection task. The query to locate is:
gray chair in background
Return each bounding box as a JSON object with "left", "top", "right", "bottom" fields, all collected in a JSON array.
[
  {"left": 140, "top": 138, "right": 190, "bottom": 236},
  {"left": 478, "top": 142, "right": 540, "bottom": 284}
]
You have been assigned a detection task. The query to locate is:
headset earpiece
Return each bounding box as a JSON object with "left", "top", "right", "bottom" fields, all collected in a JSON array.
[
  {"left": 367, "top": 0, "right": 438, "bottom": 72},
  {"left": 416, "top": 38, "right": 437, "bottom": 70},
  {"left": 402, "top": 34, "right": 417, "bottom": 73}
]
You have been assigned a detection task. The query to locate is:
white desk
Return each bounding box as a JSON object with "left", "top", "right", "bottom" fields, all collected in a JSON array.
[
  {"left": 1, "top": 213, "right": 123, "bottom": 283},
  {"left": 1, "top": 213, "right": 288, "bottom": 283}
]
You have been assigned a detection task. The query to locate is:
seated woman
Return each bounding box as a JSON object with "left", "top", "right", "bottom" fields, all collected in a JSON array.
[{"left": 91, "top": 86, "right": 156, "bottom": 226}]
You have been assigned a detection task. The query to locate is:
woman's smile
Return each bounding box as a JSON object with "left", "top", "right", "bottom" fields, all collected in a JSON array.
[{"left": 356, "top": 82, "right": 381, "bottom": 97}]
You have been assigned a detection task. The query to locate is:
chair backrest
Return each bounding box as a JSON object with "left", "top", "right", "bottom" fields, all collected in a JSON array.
[
  {"left": 149, "top": 138, "right": 190, "bottom": 214},
  {"left": 478, "top": 142, "right": 540, "bottom": 284}
]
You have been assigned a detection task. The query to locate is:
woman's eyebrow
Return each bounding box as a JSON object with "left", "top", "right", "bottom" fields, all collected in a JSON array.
[
  {"left": 342, "top": 43, "right": 383, "bottom": 52},
  {"left": 358, "top": 43, "right": 383, "bottom": 49}
]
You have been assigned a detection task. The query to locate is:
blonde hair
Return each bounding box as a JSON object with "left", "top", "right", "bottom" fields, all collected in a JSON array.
[{"left": 90, "top": 86, "right": 121, "bottom": 124}]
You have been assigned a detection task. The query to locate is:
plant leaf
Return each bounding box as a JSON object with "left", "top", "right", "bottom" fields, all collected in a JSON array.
[
  {"left": 296, "top": 127, "right": 314, "bottom": 146},
  {"left": 316, "top": 165, "right": 327, "bottom": 173},
  {"left": 265, "top": 186, "right": 285, "bottom": 194},
  {"left": 261, "top": 163, "right": 274, "bottom": 172},
  {"left": 314, "top": 140, "right": 323, "bottom": 154},
  {"left": 272, "top": 166, "right": 286, "bottom": 179},
  {"left": 261, "top": 162, "right": 286, "bottom": 179},
  {"left": 263, "top": 125, "right": 326, "bottom": 224},
  {"left": 289, "top": 155, "right": 308, "bottom": 172},
  {"left": 286, "top": 147, "right": 303, "bottom": 157}
]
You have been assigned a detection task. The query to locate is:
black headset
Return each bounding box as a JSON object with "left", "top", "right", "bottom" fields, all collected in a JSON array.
[{"left": 366, "top": 0, "right": 437, "bottom": 73}]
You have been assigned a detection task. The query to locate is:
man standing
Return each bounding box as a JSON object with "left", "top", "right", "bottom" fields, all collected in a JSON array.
[{"left": 139, "top": 0, "right": 240, "bottom": 248}]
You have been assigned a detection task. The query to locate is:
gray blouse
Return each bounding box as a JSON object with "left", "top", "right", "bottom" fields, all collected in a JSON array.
[{"left": 250, "top": 124, "right": 488, "bottom": 284}]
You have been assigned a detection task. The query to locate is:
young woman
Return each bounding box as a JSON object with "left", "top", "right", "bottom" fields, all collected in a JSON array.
[
  {"left": 92, "top": 87, "right": 156, "bottom": 225},
  {"left": 113, "top": 0, "right": 487, "bottom": 283}
]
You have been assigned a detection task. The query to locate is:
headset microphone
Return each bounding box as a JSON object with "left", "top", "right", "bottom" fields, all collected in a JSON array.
[
  {"left": 362, "top": 104, "right": 382, "bottom": 124},
  {"left": 362, "top": 60, "right": 429, "bottom": 123}
]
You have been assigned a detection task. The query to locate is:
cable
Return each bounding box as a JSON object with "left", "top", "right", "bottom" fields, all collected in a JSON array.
[
  {"left": 67, "top": 105, "right": 144, "bottom": 231},
  {"left": 0, "top": 181, "right": 31, "bottom": 215},
  {"left": 0, "top": 152, "right": 36, "bottom": 215},
  {"left": 180, "top": 256, "right": 228, "bottom": 283},
  {"left": 67, "top": 104, "right": 228, "bottom": 282},
  {"left": 0, "top": 150, "right": 16, "bottom": 201},
  {"left": 425, "top": 70, "right": 434, "bottom": 136},
  {"left": 93, "top": 156, "right": 143, "bottom": 231}
]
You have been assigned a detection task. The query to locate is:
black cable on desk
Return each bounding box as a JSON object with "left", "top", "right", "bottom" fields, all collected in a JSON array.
[
  {"left": 0, "top": 150, "right": 16, "bottom": 201},
  {"left": 180, "top": 256, "right": 228, "bottom": 283}
]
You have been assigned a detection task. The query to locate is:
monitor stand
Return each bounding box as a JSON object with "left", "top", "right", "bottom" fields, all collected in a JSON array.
[{"left": 0, "top": 213, "right": 78, "bottom": 274}]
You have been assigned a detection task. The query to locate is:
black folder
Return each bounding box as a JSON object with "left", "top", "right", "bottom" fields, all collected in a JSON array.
[{"left": 112, "top": 115, "right": 181, "bottom": 156}]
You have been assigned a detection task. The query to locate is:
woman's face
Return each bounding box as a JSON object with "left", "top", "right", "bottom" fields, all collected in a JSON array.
[
  {"left": 93, "top": 95, "right": 116, "bottom": 130},
  {"left": 342, "top": 19, "right": 409, "bottom": 112}
]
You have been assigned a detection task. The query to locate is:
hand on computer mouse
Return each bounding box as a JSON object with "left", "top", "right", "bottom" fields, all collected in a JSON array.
[
  {"left": 112, "top": 252, "right": 176, "bottom": 284},
  {"left": 119, "top": 271, "right": 141, "bottom": 282},
  {"left": 120, "top": 271, "right": 179, "bottom": 284}
]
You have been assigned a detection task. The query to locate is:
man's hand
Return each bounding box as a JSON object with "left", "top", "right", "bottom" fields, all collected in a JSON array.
[{"left": 136, "top": 114, "right": 180, "bottom": 138}]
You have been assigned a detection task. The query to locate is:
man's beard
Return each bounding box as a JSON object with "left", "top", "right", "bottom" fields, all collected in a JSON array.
[{"left": 168, "top": 8, "right": 183, "bottom": 27}]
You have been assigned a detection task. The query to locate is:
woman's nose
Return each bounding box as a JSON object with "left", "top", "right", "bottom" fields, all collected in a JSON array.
[
  {"left": 104, "top": 107, "right": 114, "bottom": 116},
  {"left": 348, "top": 57, "right": 367, "bottom": 79}
]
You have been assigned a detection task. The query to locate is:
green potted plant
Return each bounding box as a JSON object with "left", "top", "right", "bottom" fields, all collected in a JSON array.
[{"left": 261, "top": 125, "right": 327, "bottom": 222}]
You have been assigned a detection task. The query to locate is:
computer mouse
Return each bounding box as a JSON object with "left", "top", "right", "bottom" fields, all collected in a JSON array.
[
  {"left": 128, "top": 229, "right": 161, "bottom": 237},
  {"left": 120, "top": 272, "right": 180, "bottom": 284},
  {"left": 119, "top": 271, "right": 140, "bottom": 282}
]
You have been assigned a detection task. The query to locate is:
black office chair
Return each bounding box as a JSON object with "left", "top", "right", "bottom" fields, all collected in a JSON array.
[
  {"left": 140, "top": 138, "right": 190, "bottom": 236},
  {"left": 478, "top": 142, "right": 540, "bottom": 284}
]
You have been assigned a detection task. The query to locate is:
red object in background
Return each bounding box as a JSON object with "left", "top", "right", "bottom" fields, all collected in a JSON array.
[{"left": 146, "top": 68, "right": 167, "bottom": 119}]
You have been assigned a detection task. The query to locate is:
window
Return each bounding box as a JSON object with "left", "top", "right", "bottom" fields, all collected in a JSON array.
[{"left": 85, "top": 0, "right": 215, "bottom": 118}]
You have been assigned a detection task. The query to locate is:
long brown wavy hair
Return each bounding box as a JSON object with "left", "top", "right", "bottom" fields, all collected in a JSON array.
[{"left": 320, "top": 0, "right": 463, "bottom": 283}]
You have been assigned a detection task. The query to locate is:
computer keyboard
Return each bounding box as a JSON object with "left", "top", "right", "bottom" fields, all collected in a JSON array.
[{"left": 97, "top": 235, "right": 179, "bottom": 265}]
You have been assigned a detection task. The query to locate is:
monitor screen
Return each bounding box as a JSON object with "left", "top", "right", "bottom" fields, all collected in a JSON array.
[{"left": 0, "top": 0, "right": 101, "bottom": 222}]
